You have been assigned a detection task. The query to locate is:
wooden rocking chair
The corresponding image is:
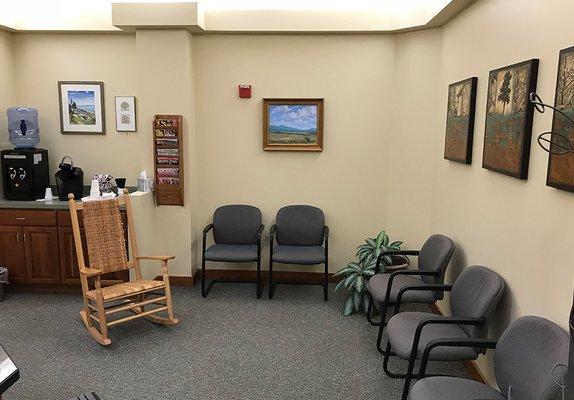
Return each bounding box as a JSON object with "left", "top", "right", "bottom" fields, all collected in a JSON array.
[{"left": 68, "top": 190, "right": 179, "bottom": 345}]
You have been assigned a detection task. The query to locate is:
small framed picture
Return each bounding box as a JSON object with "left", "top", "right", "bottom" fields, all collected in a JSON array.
[
  {"left": 58, "top": 81, "right": 105, "bottom": 134},
  {"left": 115, "top": 96, "right": 137, "bottom": 132},
  {"left": 444, "top": 77, "right": 478, "bottom": 164},
  {"left": 263, "top": 98, "right": 324, "bottom": 151}
]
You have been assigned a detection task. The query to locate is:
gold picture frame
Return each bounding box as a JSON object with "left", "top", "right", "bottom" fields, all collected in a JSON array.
[{"left": 263, "top": 98, "right": 324, "bottom": 152}]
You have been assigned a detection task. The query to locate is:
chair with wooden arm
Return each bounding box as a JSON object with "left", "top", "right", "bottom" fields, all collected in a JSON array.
[{"left": 68, "top": 189, "right": 179, "bottom": 346}]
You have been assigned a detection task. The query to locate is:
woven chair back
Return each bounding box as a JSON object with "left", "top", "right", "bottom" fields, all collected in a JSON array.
[{"left": 83, "top": 199, "right": 128, "bottom": 273}]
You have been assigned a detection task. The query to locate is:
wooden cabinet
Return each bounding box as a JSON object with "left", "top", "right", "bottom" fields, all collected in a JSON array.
[
  {"left": 58, "top": 226, "right": 83, "bottom": 285},
  {"left": 0, "top": 208, "right": 129, "bottom": 289},
  {"left": 0, "top": 226, "right": 26, "bottom": 283},
  {"left": 23, "top": 226, "right": 60, "bottom": 284}
]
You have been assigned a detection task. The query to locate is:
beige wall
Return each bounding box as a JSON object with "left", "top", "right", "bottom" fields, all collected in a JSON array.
[
  {"left": 9, "top": 31, "right": 197, "bottom": 277},
  {"left": 390, "top": 0, "right": 574, "bottom": 384},
  {"left": 194, "top": 34, "right": 395, "bottom": 272},
  {"left": 11, "top": 33, "right": 140, "bottom": 183},
  {"left": 0, "top": 30, "right": 14, "bottom": 149}
]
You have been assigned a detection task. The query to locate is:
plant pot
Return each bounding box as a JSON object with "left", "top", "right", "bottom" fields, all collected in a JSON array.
[{"left": 386, "top": 254, "right": 410, "bottom": 271}]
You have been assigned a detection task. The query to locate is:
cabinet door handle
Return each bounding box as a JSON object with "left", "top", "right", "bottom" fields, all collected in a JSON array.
[
  {"left": 23, "top": 233, "right": 26, "bottom": 242},
  {"left": 16, "top": 217, "right": 26, "bottom": 221},
  {"left": 16, "top": 233, "right": 19, "bottom": 242}
]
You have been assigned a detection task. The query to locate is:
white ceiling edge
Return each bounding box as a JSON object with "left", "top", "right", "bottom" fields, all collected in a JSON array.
[{"left": 0, "top": 0, "right": 475, "bottom": 33}]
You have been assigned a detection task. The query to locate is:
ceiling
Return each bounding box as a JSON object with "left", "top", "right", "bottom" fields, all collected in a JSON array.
[{"left": 0, "top": 0, "right": 475, "bottom": 33}]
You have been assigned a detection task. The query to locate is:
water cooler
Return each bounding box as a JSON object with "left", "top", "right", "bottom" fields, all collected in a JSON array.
[{"left": 1, "top": 107, "right": 49, "bottom": 200}]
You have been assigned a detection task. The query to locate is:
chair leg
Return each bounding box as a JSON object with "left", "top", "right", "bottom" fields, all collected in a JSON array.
[
  {"left": 401, "top": 346, "right": 419, "bottom": 400},
  {"left": 83, "top": 296, "right": 93, "bottom": 327},
  {"left": 163, "top": 265, "right": 179, "bottom": 324},
  {"left": 96, "top": 296, "right": 108, "bottom": 341},
  {"left": 366, "top": 298, "right": 383, "bottom": 326},
  {"left": 323, "top": 260, "right": 328, "bottom": 301},
  {"left": 201, "top": 256, "right": 207, "bottom": 298},
  {"left": 377, "top": 303, "right": 390, "bottom": 354},
  {"left": 269, "top": 259, "right": 274, "bottom": 299},
  {"left": 256, "top": 258, "right": 261, "bottom": 299},
  {"left": 80, "top": 294, "right": 111, "bottom": 346}
]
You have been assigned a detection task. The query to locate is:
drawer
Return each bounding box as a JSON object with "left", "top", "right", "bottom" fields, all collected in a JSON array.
[
  {"left": 57, "top": 210, "right": 127, "bottom": 227},
  {"left": 0, "top": 209, "right": 57, "bottom": 226}
]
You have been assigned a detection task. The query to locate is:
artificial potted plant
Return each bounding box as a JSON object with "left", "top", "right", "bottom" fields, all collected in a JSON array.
[{"left": 334, "top": 230, "right": 409, "bottom": 316}]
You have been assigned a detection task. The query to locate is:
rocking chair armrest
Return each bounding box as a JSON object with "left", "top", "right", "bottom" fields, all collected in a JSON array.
[
  {"left": 137, "top": 255, "right": 176, "bottom": 261},
  {"left": 80, "top": 267, "right": 103, "bottom": 277}
]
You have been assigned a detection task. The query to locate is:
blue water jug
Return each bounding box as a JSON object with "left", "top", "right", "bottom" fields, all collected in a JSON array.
[{"left": 7, "top": 107, "right": 40, "bottom": 148}]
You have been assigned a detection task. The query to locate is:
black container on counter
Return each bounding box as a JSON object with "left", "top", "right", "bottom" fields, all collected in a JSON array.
[{"left": 55, "top": 156, "right": 84, "bottom": 201}]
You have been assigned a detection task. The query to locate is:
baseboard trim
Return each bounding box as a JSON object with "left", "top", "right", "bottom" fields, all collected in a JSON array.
[
  {"left": 157, "top": 270, "right": 338, "bottom": 287},
  {"left": 428, "top": 303, "right": 489, "bottom": 385}
]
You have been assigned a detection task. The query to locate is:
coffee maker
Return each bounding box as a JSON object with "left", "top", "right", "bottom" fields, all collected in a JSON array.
[
  {"left": 55, "top": 156, "right": 84, "bottom": 201},
  {"left": 1, "top": 107, "right": 49, "bottom": 200}
]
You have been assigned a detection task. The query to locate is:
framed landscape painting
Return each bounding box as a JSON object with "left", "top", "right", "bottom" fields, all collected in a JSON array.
[
  {"left": 444, "top": 77, "right": 478, "bottom": 164},
  {"left": 482, "top": 59, "right": 539, "bottom": 179},
  {"left": 58, "top": 81, "right": 105, "bottom": 134},
  {"left": 547, "top": 46, "right": 574, "bottom": 192},
  {"left": 263, "top": 99, "right": 324, "bottom": 151}
]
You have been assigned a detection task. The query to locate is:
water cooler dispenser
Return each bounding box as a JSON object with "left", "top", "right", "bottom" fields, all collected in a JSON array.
[{"left": 1, "top": 107, "right": 49, "bottom": 200}]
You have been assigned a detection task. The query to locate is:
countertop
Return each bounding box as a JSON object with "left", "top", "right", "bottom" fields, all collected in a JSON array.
[{"left": 0, "top": 186, "right": 139, "bottom": 210}]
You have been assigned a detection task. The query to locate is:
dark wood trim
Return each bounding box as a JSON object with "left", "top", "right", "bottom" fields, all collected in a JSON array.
[
  {"left": 428, "top": 303, "right": 488, "bottom": 384},
  {"left": 159, "top": 275, "right": 194, "bottom": 287},
  {"left": 157, "top": 269, "right": 339, "bottom": 287}
]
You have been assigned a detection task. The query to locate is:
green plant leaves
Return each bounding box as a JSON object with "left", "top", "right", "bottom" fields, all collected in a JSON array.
[
  {"left": 363, "top": 292, "right": 371, "bottom": 313},
  {"left": 343, "top": 295, "right": 354, "bottom": 316},
  {"left": 354, "top": 275, "right": 364, "bottom": 293},
  {"left": 352, "top": 291, "right": 361, "bottom": 312},
  {"left": 335, "top": 228, "right": 403, "bottom": 316}
]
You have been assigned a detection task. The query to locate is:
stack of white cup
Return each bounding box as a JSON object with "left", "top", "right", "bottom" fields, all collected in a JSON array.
[{"left": 89, "top": 179, "right": 100, "bottom": 199}]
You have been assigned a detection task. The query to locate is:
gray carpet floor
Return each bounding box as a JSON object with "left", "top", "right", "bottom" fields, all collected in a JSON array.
[{"left": 0, "top": 283, "right": 470, "bottom": 400}]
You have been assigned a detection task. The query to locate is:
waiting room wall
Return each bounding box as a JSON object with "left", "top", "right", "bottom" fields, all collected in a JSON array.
[
  {"left": 0, "top": 31, "right": 14, "bottom": 151},
  {"left": 193, "top": 34, "right": 396, "bottom": 273},
  {"left": 389, "top": 0, "right": 574, "bottom": 384}
]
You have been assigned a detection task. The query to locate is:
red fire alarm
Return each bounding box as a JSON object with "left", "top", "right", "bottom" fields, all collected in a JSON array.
[{"left": 239, "top": 84, "right": 252, "bottom": 98}]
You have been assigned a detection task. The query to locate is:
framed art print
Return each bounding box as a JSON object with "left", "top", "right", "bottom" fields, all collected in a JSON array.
[
  {"left": 444, "top": 77, "right": 478, "bottom": 164},
  {"left": 115, "top": 96, "right": 137, "bottom": 132},
  {"left": 263, "top": 98, "right": 324, "bottom": 151},
  {"left": 58, "top": 81, "right": 105, "bottom": 134},
  {"left": 547, "top": 46, "right": 574, "bottom": 192},
  {"left": 482, "top": 59, "right": 539, "bottom": 179}
]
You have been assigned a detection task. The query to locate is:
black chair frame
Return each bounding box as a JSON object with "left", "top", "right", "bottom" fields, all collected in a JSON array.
[
  {"left": 201, "top": 223, "right": 265, "bottom": 298},
  {"left": 398, "top": 338, "right": 497, "bottom": 400},
  {"left": 366, "top": 250, "right": 443, "bottom": 355},
  {"left": 268, "top": 225, "right": 329, "bottom": 301},
  {"left": 366, "top": 249, "right": 421, "bottom": 326},
  {"left": 380, "top": 284, "right": 489, "bottom": 400}
]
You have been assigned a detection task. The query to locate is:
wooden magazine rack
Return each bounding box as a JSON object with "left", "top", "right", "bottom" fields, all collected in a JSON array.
[{"left": 153, "top": 114, "right": 184, "bottom": 206}]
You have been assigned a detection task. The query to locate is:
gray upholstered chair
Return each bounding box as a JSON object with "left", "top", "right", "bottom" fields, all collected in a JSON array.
[
  {"left": 366, "top": 234, "right": 455, "bottom": 353},
  {"left": 408, "top": 316, "right": 570, "bottom": 400},
  {"left": 202, "top": 205, "right": 264, "bottom": 298},
  {"left": 269, "top": 205, "right": 329, "bottom": 300},
  {"left": 382, "top": 265, "right": 505, "bottom": 400}
]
